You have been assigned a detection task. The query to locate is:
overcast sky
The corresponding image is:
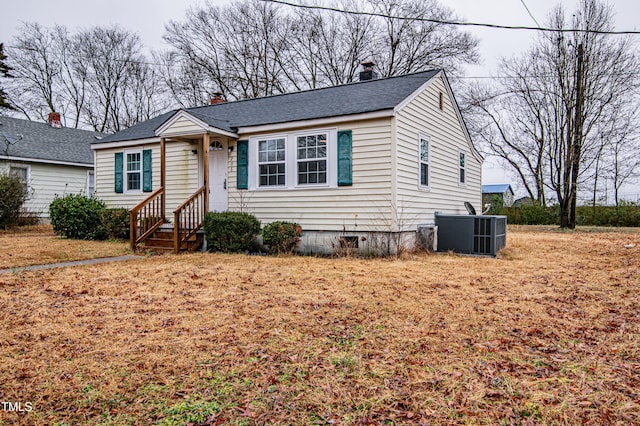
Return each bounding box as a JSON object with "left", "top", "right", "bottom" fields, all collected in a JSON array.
[{"left": 1, "top": 0, "right": 639, "bottom": 194}]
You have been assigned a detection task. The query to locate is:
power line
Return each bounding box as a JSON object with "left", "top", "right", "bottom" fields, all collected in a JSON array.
[
  {"left": 260, "top": 0, "right": 640, "bottom": 35},
  {"left": 518, "top": 0, "right": 541, "bottom": 27},
  {"left": 5, "top": 43, "right": 639, "bottom": 83}
]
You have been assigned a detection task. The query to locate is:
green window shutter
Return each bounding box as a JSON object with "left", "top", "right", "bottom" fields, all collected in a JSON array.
[
  {"left": 142, "top": 149, "right": 152, "bottom": 192},
  {"left": 114, "top": 152, "right": 123, "bottom": 193},
  {"left": 337, "top": 130, "right": 352, "bottom": 186},
  {"left": 237, "top": 140, "right": 249, "bottom": 189}
]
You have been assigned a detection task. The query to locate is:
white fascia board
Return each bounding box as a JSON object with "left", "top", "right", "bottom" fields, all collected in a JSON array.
[
  {"left": 237, "top": 110, "right": 394, "bottom": 135},
  {"left": 91, "top": 137, "right": 161, "bottom": 150},
  {"left": 205, "top": 127, "right": 238, "bottom": 139},
  {"left": 440, "top": 72, "right": 483, "bottom": 163},
  {"left": 0, "top": 155, "right": 92, "bottom": 168},
  {"left": 155, "top": 110, "right": 238, "bottom": 139}
]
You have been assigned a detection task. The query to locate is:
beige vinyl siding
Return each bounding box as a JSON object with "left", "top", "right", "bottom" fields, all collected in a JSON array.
[
  {"left": 94, "top": 139, "right": 200, "bottom": 217},
  {"left": 394, "top": 74, "right": 482, "bottom": 231},
  {"left": 1, "top": 160, "right": 91, "bottom": 218},
  {"left": 160, "top": 116, "right": 206, "bottom": 137},
  {"left": 228, "top": 118, "right": 395, "bottom": 231},
  {"left": 165, "top": 140, "right": 200, "bottom": 215}
]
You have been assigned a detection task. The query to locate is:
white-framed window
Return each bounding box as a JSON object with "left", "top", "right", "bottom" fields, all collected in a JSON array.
[
  {"left": 9, "top": 164, "right": 30, "bottom": 197},
  {"left": 258, "top": 138, "right": 286, "bottom": 187},
  {"left": 86, "top": 170, "right": 95, "bottom": 196},
  {"left": 125, "top": 149, "right": 142, "bottom": 192},
  {"left": 249, "top": 129, "right": 337, "bottom": 190},
  {"left": 418, "top": 135, "right": 430, "bottom": 188},
  {"left": 459, "top": 151, "right": 466, "bottom": 185},
  {"left": 297, "top": 133, "right": 327, "bottom": 186}
]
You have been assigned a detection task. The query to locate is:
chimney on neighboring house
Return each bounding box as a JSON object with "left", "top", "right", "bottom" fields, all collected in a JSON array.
[
  {"left": 48, "top": 112, "right": 62, "bottom": 128},
  {"left": 359, "top": 61, "right": 378, "bottom": 81},
  {"left": 210, "top": 92, "right": 226, "bottom": 105}
]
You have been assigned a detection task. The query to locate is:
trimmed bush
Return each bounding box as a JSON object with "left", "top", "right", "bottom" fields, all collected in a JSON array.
[
  {"left": 0, "top": 173, "right": 27, "bottom": 229},
  {"left": 262, "top": 221, "right": 302, "bottom": 255},
  {"left": 203, "top": 211, "right": 260, "bottom": 253},
  {"left": 101, "top": 208, "right": 130, "bottom": 240},
  {"left": 49, "top": 194, "right": 107, "bottom": 240},
  {"left": 499, "top": 202, "right": 639, "bottom": 227},
  {"left": 576, "top": 202, "right": 640, "bottom": 227},
  {"left": 499, "top": 204, "right": 560, "bottom": 225}
]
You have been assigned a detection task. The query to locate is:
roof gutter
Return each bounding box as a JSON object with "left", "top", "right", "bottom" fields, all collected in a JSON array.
[
  {"left": 91, "top": 137, "right": 162, "bottom": 150},
  {"left": 0, "top": 155, "right": 93, "bottom": 168}
]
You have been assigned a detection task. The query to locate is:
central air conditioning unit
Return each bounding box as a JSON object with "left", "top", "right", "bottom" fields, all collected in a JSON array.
[{"left": 435, "top": 213, "right": 507, "bottom": 256}]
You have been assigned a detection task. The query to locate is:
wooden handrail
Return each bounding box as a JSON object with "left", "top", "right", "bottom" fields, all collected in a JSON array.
[
  {"left": 130, "top": 187, "right": 165, "bottom": 250},
  {"left": 173, "top": 186, "right": 206, "bottom": 254}
]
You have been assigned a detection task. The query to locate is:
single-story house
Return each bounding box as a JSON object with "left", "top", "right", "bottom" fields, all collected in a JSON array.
[
  {"left": 92, "top": 67, "right": 483, "bottom": 254},
  {"left": 0, "top": 114, "right": 99, "bottom": 219},
  {"left": 482, "top": 184, "right": 514, "bottom": 208}
]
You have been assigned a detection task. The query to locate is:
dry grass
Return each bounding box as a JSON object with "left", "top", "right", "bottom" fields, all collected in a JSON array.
[
  {"left": 0, "top": 225, "right": 130, "bottom": 269},
  {"left": 0, "top": 227, "right": 638, "bottom": 425}
]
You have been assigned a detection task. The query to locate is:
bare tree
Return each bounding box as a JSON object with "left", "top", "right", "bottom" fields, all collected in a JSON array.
[
  {"left": 466, "top": 0, "right": 639, "bottom": 227},
  {"left": 5, "top": 23, "right": 166, "bottom": 133},
  {"left": 369, "top": 0, "right": 478, "bottom": 77},
  {"left": 162, "top": 0, "right": 292, "bottom": 102},
  {"left": 6, "top": 23, "right": 62, "bottom": 122},
  {"left": 161, "top": 0, "right": 479, "bottom": 102},
  {"left": 602, "top": 106, "right": 640, "bottom": 207},
  {"left": 0, "top": 42, "right": 14, "bottom": 110}
]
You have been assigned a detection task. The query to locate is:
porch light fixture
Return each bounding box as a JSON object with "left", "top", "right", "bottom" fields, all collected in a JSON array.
[
  {"left": 228, "top": 146, "right": 234, "bottom": 152},
  {"left": 191, "top": 149, "right": 198, "bottom": 155}
]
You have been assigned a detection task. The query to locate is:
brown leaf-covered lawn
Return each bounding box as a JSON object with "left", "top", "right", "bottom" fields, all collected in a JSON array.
[
  {"left": 0, "top": 227, "right": 638, "bottom": 425},
  {"left": 0, "top": 225, "right": 130, "bottom": 269}
]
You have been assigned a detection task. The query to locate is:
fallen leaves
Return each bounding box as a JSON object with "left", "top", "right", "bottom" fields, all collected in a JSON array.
[{"left": 0, "top": 227, "right": 638, "bottom": 424}]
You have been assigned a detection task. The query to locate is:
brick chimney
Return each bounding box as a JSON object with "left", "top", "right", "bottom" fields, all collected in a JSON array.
[
  {"left": 359, "top": 61, "right": 378, "bottom": 81},
  {"left": 210, "top": 92, "right": 226, "bottom": 105},
  {"left": 48, "top": 112, "right": 62, "bottom": 128}
]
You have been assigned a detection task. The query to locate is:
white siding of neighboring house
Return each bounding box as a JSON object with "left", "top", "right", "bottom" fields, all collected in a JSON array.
[
  {"left": 1, "top": 160, "right": 92, "bottom": 218},
  {"left": 228, "top": 117, "right": 395, "bottom": 232},
  {"left": 393, "top": 74, "right": 483, "bottom": 231},
  {"left": 94, "top": 140, "right": 200, "bottom": 217}
]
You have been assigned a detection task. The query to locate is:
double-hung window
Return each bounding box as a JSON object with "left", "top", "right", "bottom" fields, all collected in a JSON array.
[
  {"left": 419, "top": 136, "right": 430, "bottom": 188},
  {"left": 9, "top": 164, "right": 29, "bottom": 196},
  {"left": 297, "top": 133, "right": 327, "bottom": 185},
  {"left": 87, "top": 170, "right": 95, "bottom": 196},
  {"left": 126, "top": 151, "right": 142, "bottom": 192},
  {"left": 459, "top": 151, "right": 466, "bottom": 185},
  {"left": 249, "top": 129, "right": 337, "bottom": 189},
  {"left": 258, "top": 138, "right": 286, "bottom": 187}
]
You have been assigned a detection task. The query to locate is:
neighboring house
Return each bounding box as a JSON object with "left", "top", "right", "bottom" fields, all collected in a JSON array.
[
  {"left": 482, "top": 184, "right": 514, "bottom": 208},
  {"left": 0, "top": 114, "right": 99, "bottom": 219},
  {"left": 92, "top": 68, "right": 483, "bottom": 253},
  {"left": 513, "top": 196, "right": 534, "bottom": 207}
]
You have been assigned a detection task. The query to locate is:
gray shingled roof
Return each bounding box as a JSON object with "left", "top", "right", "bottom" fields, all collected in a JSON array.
[
  {"left": 0, "top": 116, "right": 99, "bottom": 165},
  {"left": 96, "top": 70, "right": 440, "bottom": 144}
]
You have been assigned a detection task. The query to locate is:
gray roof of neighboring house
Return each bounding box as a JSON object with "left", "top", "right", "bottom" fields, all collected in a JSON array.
[
  {"left": 0, "top": 115, "right": 99, "bottom": 165},
  {"left": 482, "top": 184, "right": 514, "bottom": 195},
  {"left": 96, "top": 70, "right": 441, "bottom": 144}
]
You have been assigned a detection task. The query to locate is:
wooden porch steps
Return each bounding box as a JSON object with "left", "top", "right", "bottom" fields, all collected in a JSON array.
[{"left": 140, "top": 229, "right": 204, "bottom": 254}]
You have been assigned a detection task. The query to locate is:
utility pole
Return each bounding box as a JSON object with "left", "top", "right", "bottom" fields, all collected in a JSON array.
[{"left": 569, "top": 43, "right": 584, "bottom": 229}]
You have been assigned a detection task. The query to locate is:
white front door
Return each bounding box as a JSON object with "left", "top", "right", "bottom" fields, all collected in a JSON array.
[{"left": 208, "top": 141, "right": 228, "bottom": 212}]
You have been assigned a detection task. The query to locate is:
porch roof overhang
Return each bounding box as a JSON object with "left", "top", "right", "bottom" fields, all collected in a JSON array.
[{"left": 155, "top": 109, "right": 239, "bottom": 139}]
